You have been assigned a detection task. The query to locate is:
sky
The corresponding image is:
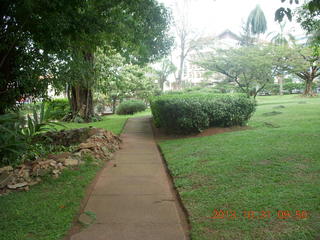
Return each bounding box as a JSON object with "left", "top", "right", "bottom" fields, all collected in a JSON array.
[{"left": 159, "top": 0, "right": 306, "bottom": 38}]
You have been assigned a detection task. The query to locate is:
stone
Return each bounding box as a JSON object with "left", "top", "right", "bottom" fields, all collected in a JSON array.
[
  {"left": 7, "top": 182, "right": 28, "bottom": 189},
  {"left": 29, "top": 181, "right": 38, "bottom": 186},
  {"left": 0, "top": 172, "right": 13, "bottom": 188},
  {"left": 48, "top": 152, "right": 72, "bottom": 162},
  {"left": 50, "top": 161, "right": 57, "bottom": 167},
  {"left": 0, "top": 166, "right": 13, "bottom": 174},
  {"left": 22, "top": 170, "right": 31, "bottom": 182},
  {"left": 79, "top": 142, "right": 96, "bottom": 149},
  {"left": 64, "top": 158, "right": 79, "bottom": 166},
  {"left": 32, "top": 168, "right": 50, "bottom": 177}
]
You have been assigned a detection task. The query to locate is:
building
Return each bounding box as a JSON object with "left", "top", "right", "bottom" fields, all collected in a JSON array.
[{"left": 164, "top": 29, "right": 241, "bottom": 91}]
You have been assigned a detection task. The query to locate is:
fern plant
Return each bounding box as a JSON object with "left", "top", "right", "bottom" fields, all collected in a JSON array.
[
  {"left": 0, "top": 113, "right": 27, "bottom": 166},
  {"left": 22, "top": 102, "right": 65, "bottom": 138}
]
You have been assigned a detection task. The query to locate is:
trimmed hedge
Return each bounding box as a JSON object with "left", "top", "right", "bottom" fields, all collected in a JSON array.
[
  {"left": 150, "top": 93, "right": 256, "bottom": 134},
  {"left": 116, "top": 100, "right": 146, "bottom": 115}
]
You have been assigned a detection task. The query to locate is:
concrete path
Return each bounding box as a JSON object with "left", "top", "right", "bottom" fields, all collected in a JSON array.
[{"left": 71, "top": 117, "right": 188, "bottom": 240}]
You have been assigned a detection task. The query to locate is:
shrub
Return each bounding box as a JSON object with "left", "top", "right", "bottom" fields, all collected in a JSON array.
[
  {"left": 45, "top": 99, "right": 70, "bottom": 120},
  {"left": 150, "top": 93, "right": 256, "bottom": 134},
  {"left": 116, "top": 100, "right": 146, "bottom": 115},
  {"left": 0, "top": 113, "right": 28, "bottom": 166}
]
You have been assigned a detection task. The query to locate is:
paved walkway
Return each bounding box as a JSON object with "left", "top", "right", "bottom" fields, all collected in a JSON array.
[{"left": 71, "top": 117, "right": 187, "bottom": 240}]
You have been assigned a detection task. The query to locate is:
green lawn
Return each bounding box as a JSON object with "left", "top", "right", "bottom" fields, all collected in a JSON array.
[
  {"left": 0, "top": 110, "right": 151, "bottom": 240},
  {"left": 56, "top": 110, "right": 151, "bottom": 135},
  {"left": 159, "top": 95, "right": 320, "bottom": 240}
]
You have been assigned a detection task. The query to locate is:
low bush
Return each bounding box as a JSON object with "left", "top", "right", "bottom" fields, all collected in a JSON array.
[
  {"left": 45, "top": 99, "right": 70, "bottom": 120},
  {"left": 0, "top": 113, "right": 27, "bottom": 166},
  {"left": 116, "top": 100, "right": 146, "bottom": 115},
  {"left": 150, "top": 93, "right": 256, "bottom": 134}
]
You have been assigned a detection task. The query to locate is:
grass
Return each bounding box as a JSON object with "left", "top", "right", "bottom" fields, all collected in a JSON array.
[
  {"left": 0, "top": 158, "right": 100, "bottom": 240},
  {"left": 0, "top": 110, "right": 151, "bottom": 240},
  {"left": 159, "top": 95, "right": 320, "bottom": 240},
  {"left": 56, "top": 110, "right": 151, "bottom": 135}
]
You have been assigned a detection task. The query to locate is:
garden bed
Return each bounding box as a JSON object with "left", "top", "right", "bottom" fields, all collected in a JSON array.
[{"left": 0, "top": 127, "right": 121, "bottom": 196}]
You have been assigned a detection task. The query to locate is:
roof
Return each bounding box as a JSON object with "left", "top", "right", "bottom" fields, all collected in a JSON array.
[{"left": 217, "top": 29, "right": 241, "bottom": 41}]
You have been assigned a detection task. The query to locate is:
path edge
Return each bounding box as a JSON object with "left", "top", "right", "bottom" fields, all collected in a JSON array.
[{"left": 150, "top": 118, "right": 191, "bottom": 240}]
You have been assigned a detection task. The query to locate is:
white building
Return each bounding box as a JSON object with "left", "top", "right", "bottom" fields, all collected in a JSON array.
[{"left": 164, "top": 29, "right": 241, "bottom": 91}]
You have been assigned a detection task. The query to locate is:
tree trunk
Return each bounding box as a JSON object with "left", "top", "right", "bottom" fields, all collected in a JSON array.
[
  {"left": 159, "top": 78, "right": 165, "bottom": 91},
  {"left": 112, "top": 96, "right": 117, "bottom": 114},
  {"left": 304, "top": 80, "right": 313, "bottom": 96},
  {"left": 70, "top": 85, "right": 94, "bottom": 121},
  {"left": 278, "top": 76, "right": 283, "bottom": 95}
]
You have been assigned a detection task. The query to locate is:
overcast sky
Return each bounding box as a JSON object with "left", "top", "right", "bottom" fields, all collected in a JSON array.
[{"left": 159, "top": 0, "right": 306, "bottom": 38}]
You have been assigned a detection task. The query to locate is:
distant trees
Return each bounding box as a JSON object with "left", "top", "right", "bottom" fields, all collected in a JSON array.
[
  {"left": 197, "top": 45, "right": 283, "bottom": 98},
  {"left": 94, "top": 50, "right": 158, "bottom": 113},
  {"left": 153, "top": 58, "right": 176, "bottom": 91}
]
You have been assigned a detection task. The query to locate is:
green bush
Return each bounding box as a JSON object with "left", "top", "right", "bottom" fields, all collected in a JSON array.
[
  {"left": 45, "top": 99, "right": 70, "bottom": 120},
  {"left": 0, "top": 113, "right": 28, "bottom": 166},
  {"left": 116, "top": 100, "right": 146, "bottom": 115},
  {"left": 150, "top": 93, "right": 256, "bottom": 134}
]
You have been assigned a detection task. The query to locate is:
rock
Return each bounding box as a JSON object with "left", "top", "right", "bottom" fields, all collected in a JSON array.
[
  {"left": 0, "top": 166, "right": 13, "bottom": 174},
  {"left": 52, "top": 169, "right": 60, "bottom": 175},
  {"left": 49, "top": 161, "right": 57, "bottom": 167},
  {"left": 22, "top": 170, "right": 31, "bottom": 182},
  {"left": 57, "top": 163, "right": 64, "bottom": 168},
  {"left": 78, "top": 149, "right": 94, "bottom": 157},
  {"left": 0, "top": 172, "right": 13, "bottom": 188},
  {"left": 7, "top": 182, "right": 28, "bottom": 189},
  {"left": 32, "top": 168, "right": 50, "bottom": 177},
  {"left": 29, "top": 181, "right": 38, "bottom": 186},
  {"left": 78, "top": 142, "right": 96, "bottom": 149},
  {"left": 47, "top": 152, "right": 72, "bottom": 160},
  {"left": 64, "top": 158, "right": 79, "bottom": 166}
]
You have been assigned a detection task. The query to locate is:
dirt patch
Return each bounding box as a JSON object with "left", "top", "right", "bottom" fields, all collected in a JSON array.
[
  {"left": 151, "top": 119, "right": 250, "bottom": 141},
  {"left": 273, "top": 105, "right": 286, "bottom": 109},
  {"left": 262, "top": 111, "right": 283, "bottom": 117}
]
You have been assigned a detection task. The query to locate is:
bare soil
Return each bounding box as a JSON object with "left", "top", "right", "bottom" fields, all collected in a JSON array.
[{"left": 151, "top": 119, "right": 250, "bottom": 141}]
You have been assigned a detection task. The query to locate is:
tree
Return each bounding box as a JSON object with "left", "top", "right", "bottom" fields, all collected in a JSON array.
[
  {"left": 94, "top": 50, "right": 158, "bottom": 113},
  {"left": 268, "top": 22, "right": 296, "bottom": 46},
  {"left": 197, "top": 45, "right": 284, "bottom": 98},
  {"left": 283, "top": 45, "right": 320, "bottom": 95},
  {"left": 268, "top": 21, "right": 296, "bottom": 95},
  {"left": 246, "top": 5, "right": 267, "bottom": 37},
  {"left": 171, "top": 0, "right": 201, "bottom": 89},
  {"left": 153, "top": 58, "right": 176, "bottom": 91},
  {"left": 0, "top": 0, "right": 84, "bottom": 114},
  {"left": 0, "top": 0, "right": 173, "bottom": 120},
  {"left": 275, "top": 0, "right": 320, "bottom": 23},
  {"left": 297, "top": 4, "right": 320, "bottom": 45},
  {"left": 62, "top": 1, "right": 172, "bottom": 121}
]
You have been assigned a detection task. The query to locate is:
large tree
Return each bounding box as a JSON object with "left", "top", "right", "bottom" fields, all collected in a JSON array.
[
  {"left": 171, "top": 0, "right": 202, "bottom": 89},
  {"left": 0, "top": 0, "right": 172, "bottom": 120},
  {"left": 197, "top": 45, "right": 284, "bottom": 98},
  {"left": 283, "top": 45, "right": 320, "bottom": 95}
]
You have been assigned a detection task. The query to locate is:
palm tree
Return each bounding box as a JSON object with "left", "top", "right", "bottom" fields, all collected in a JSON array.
[
  {"left": 268, "top": 22, "right": 296, "bottom": 46},
  {"left": 246, "top": 5, "right": 267, "bottom": 38},
  {"left": 268, "top": 22, "right": 296, "bottom": 95}
]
